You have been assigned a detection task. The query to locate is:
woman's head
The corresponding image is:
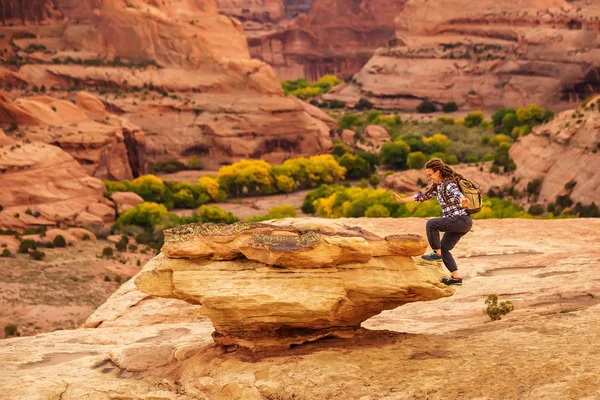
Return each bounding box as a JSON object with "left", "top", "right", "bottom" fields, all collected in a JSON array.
[
  {"left": 424, "top": 158, "right": 446, "bottom": 184},
  {"left": 423, "top": 158, "right": 465, "bottom": 196}
]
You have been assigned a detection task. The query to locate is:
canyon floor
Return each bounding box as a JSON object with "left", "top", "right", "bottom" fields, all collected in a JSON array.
[{"left": 0, "top": 218, "right": 599, "bottom": 400}]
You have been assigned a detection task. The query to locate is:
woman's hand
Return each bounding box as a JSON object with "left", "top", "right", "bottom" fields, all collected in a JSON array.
[
  {"left": 391, "top": 193, "right": 403, "bottom": 203},
  {"left": 460, "top": 197, "right": 470, "bottom": 208}
]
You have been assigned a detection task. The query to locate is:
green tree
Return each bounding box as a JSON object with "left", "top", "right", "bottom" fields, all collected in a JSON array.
[
  {"left": 368, "top": 173, "right": 380, "bottom": 188},
  {"left": 407, "top": 151, "right": 427, "bottom": 169},
  {"left": 365, "top": 204, "right": 390, "bottom": 218},
  {"left": 501, "top": 113, "right": 519, "bottom": 137},
  {"left": 195, "top": 205, "right": 238, "bottom": 224},
  {"left": 52, "top": 235, "right": 67, "bottom": 248},
  {"left": 464, "top": 111, "right": 484, "bottom": 128},
  {"left": 379, "top": 140, "right": 410, "bottom": 170},
  {"left": 337, "top": 153, "right": 372, "bottom": 179},
  {"left": 173, "top": 189, "right": 196, "bottom": 208},
  {"left": 247, "top": 205, "right": 297, "bottom": 222},
  {"left": 18, "top": 239, "right": 37, "bottom": 254},
  {"left": 442, "top": 102, "right": 458, "bottom": 112},
  {"left": 416, "top": 100, "right": 437, "bottom": 113}
]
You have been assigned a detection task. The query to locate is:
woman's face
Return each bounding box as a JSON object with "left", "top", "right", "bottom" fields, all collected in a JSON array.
[{"left": 426, "top": 168, "right": 442, "bottom": 184}]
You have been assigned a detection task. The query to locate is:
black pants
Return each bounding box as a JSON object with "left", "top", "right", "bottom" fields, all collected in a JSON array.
[{"left": 426, "top": 215, "right": 473, "bottom": 273}]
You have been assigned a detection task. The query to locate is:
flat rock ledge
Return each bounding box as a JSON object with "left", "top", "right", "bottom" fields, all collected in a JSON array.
[{"left": 135, "top": 221, "right": 453, "bottom": 350}]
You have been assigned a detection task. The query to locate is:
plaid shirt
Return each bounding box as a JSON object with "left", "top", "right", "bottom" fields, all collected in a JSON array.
[{"left": 415, "top": 182, "right": 468, "bottom": 218}]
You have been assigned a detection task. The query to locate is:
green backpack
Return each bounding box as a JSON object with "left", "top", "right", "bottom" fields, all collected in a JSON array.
[{"left": 443, "top": 179, "right": 482, "bottom": 214}]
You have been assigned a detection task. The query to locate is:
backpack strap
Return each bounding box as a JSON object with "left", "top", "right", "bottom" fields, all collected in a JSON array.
[{"left": 440, "top": 178, "right": 459, "bottom": 204}]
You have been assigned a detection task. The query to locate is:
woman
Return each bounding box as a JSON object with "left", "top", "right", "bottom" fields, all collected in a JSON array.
[{"left": 391, "top": 158, "right": 472, "bottom": 286}]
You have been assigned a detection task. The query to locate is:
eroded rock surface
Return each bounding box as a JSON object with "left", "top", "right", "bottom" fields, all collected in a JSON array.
[
  {"left": 135, "top": 221, "right": 450, "bottom": 350},
  {"left": 510, "top": 95, "right": 600, "bottom": 208},
  {"left": 0, "top": 142, "right": 114, "bottom": 229},
  {"left": 329, "top": 0, "right": 600, "bottom": 110},
  {"left": 0, "top": 91, "right": 146, "bottom": 180},
  {"left": 0, "top": 0, "right": 335, "bottom": 167}
]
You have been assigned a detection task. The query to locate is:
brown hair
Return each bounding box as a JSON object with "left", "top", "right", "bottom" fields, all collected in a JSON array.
[{"left": 423, "top": 158, "right": 465, "bottom": 201}]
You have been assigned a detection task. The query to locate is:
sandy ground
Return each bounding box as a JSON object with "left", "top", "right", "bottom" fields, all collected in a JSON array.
[{"left": 0, "top": 240, "right": 154, "bottom": 338}]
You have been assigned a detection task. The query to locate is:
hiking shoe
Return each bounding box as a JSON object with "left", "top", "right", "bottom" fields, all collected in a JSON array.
[
  {"left": 442, "top": 277, "right": 463, "bottom": 286},
  {"left": 421, "top": 252, "right": 443, "bottom": 261}
]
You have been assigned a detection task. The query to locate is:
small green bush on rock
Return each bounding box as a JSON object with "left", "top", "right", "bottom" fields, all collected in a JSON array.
[{"left": 484, "top": 294, "right": 514, "bottom": 321}]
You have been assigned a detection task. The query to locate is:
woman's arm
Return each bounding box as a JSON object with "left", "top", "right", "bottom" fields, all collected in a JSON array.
[{"left": 391, "top": 193, "right": 416, "bottom": 203}]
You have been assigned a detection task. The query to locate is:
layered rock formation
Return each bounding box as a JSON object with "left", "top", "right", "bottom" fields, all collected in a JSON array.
[
  {"left": 0, "top": 91, "right": 145, "bottom": 180},
  {"left": 247, "top": 0, "right": 407, "bottom": 81},
  {"left": 134, "top": 220, "right": 451, "bottom": 350},
  {"left": 0, "top": 142, "right": 115, "bottom": 229},
  {"left": 0, "top": 0, "right": 335, "bottom": 167},
  {"left": 214, "top": 0, "right": 285, "bottom": 22},
  {"left": 328, "top": 0, "right": 600, "bottom": 110},
  {"left": 510, "top": 95, "right": 600, "bottom": 207}
]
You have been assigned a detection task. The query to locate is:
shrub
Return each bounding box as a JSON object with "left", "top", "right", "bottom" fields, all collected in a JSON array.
[
  {"left": 573, "top": 202, "right": 600, "bottom": 218},
  {"left": 375, "top": 115, "right": 401, "bottom": 126},
  {"left": 18, "top": 239, "right": 37, "bottom": 254},
  {"left": 528, "top": 204, "right": 544, "bottom": 216},
  {"left": 367, "top": 111, "right": 382, "bottom": 123},
  {"left": 437, "top": 116, "right": 455, "bottom": 125},
  {"left": 484, "top": 294, "right": 514, "bottom": 321},
  {"left": 188, "top": 156, "right": 202, "bottom": 170},
  {"left": 416, "top": 100, "right": 437, "bottom": 113},
  {"left": 337, "top": 153, "right": 372, "bottom": 179},
  {"left": 104, "top": 275, "right": 111, "bottom": 282},
  {"left": 368, "top": 173, "right": 380, "bottom": 188},
  {"left": 442, "top": 102, "right": 458, "bottom": 112},
  {"left": 464, "top": 111, "right": 484, "bottom": 128},
  {"left": 526, "top": 179, "right": 543, "bottom": 196},
  {"left": 365, "top": 204, "right": 390, "bottom": 218},
  {"left": 275, "top": 175, "right": 296, "bottom": 193},
  {"left": 247, "top": 205, "right": 297, "bottom": 222},
  {"left": 355, "top": 98, "right": 374, "bottom": 110},
  {"left": 357, "top": 151, "right": 380, "bottom": 168},
  {"left": 332, "top": 140, "right": 353, "bottom": 157},
  {"left": 82, "top": 234, "right": 91, "bottom": 241},
  {"left": 301, "top": 184, "right": 346, "bottom": 214},
  {"left": 423, "top": 133, "right": 451, "bottom": 154},
  {"left": 556, "top": 195, "right": 573, "bottom": 208},
  {"left": 148, "top": 159, "right": 187, "bottom": 174},
  {"left": 1, "top": 249, "right": 11, "bottom": 257},
  {"left": 198, "top": 176, "right": 225, "bottom": 202},
  {"left": 29, "top": 250, "right": 45, "bottom": 260},
  {"left": 564, "top": 180, "right": 577, "bottom": 191},
  {"left": 502, "top": 113, "right": 519, "bottom": 137},
  {"left": 195, "top": 205, "right": 238, "bottom": 224},
  {"left": 116, "top": 202, "right": 170, "bottom": 229},
  {"left": 4, "top": 324, "right": 18, "bottom": 337},
  {"left": 115, "top": 237, "right": 128, "bottom": 252},
  {"left": 407, "top": 151, "right": 427, "bottom": 169},
  {"left": 340, "top": 114, "right": 359, "bottom": 130},
  {"left": 102, "top": 247, "right": 114, "bottom": 257},
  {"left": 173, "top": 189, "right": 196, "bottom": 208},
  {"left": 217, "top": 159, "right": 275, "bottom": 196},
  {"left": 52, "top": 235, "right": 67, "bottom": 248},
  {"left": 379, "top": 140, "right": 411, "bottom": 170},
  {"left": 129, "top": 244, "right": 138, "bottom": 252}
]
